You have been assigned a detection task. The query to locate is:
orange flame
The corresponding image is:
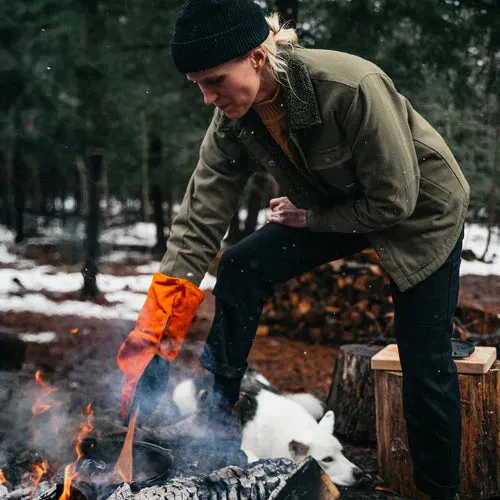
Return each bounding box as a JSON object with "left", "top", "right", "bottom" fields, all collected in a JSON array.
[
  {"left": 58, "top": 404, "right": 94, "bottom": 500},
  {"left": 33, "top": 371, "right": 64, "bottom": 417},
  {"left": 59, "top": 464, "right": 78, "bottom": 500},
  {"left": 30, "top": 461, "right": 49, "bottom": 499},
  {"left": 32, "top": 371, "right": 65, "bottom": 438},
  {"left": 70, "top": 328, "right": 78, "bottom": 335},
  {"left": 111, "top": 407, "right": 139, "bottom": 483},
  {"left": 0, "top": 467, "right": 7, "bottom": 484}
]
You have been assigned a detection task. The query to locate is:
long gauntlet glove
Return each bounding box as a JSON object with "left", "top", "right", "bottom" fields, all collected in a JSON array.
[{"left": 116, "top": 272, "right": 204, "bottom": 422}]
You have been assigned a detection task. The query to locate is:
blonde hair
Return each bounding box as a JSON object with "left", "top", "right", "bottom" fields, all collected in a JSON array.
[{"left": 260, "top": 12, "right": 300, "bottom": 86}]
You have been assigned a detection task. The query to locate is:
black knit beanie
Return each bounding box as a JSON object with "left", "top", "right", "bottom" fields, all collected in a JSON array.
[{"left": 171, "top": 0, "right": 270, "bottom": 74}]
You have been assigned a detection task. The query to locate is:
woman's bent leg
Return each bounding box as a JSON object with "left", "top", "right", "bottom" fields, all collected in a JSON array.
[{"left": 200, "top": 223, "right": 369, "bottom": 393}]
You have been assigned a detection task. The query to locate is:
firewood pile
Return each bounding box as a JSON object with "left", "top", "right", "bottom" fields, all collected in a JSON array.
[
  {"left": 257, "top": 250, "right": 394, "bottom": 345},
  {"left": 257, "top": 250, "right": 500, "bottom": 353},
  {"left": 454, "top": 306, "right": 500, "bottom": 352}
]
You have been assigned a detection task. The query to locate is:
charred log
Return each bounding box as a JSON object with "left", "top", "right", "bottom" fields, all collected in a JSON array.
[{"left": 106, "top": 458, "right": 321, "bottom": 500}]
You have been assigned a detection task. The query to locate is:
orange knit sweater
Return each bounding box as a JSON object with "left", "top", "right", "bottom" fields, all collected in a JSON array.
[{"left": 253, "top": 85, "right": 298, "bottom": 167}]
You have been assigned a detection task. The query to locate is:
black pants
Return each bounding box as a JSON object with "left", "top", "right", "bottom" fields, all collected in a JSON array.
[{"left": 200, "top": 222, "right": 463, "bottom": 498}]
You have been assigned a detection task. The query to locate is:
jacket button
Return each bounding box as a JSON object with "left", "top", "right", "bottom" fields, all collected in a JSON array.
[{"left": 268, "top": 160, "right": 276, "bottom": 168}]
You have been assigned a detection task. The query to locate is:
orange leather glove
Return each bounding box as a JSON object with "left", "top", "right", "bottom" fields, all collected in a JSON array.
[{"left": 117, "top": 272, "right": 204, "bottom": 421}]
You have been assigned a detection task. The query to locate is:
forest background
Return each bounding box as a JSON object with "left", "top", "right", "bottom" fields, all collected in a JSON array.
[{"left": 1, "top": 0, "right": 499, "bottom": 295}]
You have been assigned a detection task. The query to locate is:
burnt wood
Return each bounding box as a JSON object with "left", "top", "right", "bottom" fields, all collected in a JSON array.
[{"left": 106, "top": 458, "right": 298, "bottom": 500}]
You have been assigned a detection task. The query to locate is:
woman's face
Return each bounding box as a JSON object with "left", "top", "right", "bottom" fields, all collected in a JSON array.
[{"left": 187, "top": 49, "right": 274, "bottom": 119}]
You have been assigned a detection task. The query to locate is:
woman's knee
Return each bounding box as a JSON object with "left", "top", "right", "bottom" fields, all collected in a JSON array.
[{"left": 214, "top": 244, "right": 272, "bottom": 303}]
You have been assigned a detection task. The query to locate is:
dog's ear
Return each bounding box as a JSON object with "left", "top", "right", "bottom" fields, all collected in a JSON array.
[
  {"left": 318, "top": 410, "right": 335, "bottom": 434},
  {"left": 289, "top": 439, "right": 310, "bottom": 460}
]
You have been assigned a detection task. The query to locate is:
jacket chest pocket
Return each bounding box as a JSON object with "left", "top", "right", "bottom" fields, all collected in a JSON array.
[{"left": 308, "top": 143, "right": 359, "bottom": 196}]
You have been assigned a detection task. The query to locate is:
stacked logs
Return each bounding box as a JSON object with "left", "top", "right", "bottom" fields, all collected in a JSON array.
[
  {"left": 257, "top": 250, "right": 500, "bottom": 352},
  {"left": 257, "top": 250, "right": 395, "bottom": 344}
]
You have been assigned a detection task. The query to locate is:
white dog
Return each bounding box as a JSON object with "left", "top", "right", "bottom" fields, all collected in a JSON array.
[{"left": 172, "top": 369, "right": 365, "bottom": 487}]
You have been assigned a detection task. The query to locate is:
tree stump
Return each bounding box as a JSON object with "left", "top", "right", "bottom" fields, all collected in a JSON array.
[
  {"left": 326, "top": 344, "right": 384, "bottom": 443},
  {"left": 375, "top": 360, "right": 500, "bottom": 500}
]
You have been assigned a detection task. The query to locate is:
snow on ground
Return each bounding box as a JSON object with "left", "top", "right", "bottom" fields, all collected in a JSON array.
[
  {"left": 0, "top": 221, "right": 498, "bottom": 329},
  {"left": 461, "top": 224, "right": 500, "bottom": 276}
]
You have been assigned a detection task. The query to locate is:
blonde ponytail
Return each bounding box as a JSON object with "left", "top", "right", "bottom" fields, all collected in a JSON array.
[{"left": 260, "top": 12, "right": 300, "bottom": 86}]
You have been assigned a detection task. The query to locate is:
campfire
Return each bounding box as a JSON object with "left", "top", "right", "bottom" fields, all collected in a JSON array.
[{"left": 0, "top": 368, "right": 339, "bottom": 500}]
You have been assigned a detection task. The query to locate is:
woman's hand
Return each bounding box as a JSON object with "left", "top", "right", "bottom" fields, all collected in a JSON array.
[{"left": 267, "top": 197, "right": 308, "bottom": 228}]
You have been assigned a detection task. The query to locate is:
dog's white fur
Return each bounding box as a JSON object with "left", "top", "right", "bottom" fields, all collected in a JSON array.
[
  {"left": 172, "top": 373, "right": 364, "bottom": 486},
  {"left": 283, "top": 392, "right": 325, "bottom": 421}
]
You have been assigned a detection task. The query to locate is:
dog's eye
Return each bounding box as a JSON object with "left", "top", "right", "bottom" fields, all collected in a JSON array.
[{"left": 322, "top": 456, "right": 335, "bottom": 463}]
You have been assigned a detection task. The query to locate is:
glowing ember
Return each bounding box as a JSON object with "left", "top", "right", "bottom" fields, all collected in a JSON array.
[
  {"left": 59, "top": 404, "right": 94, "bottom": 500},
  {"left": 111, "top": 407, "right": 139, "bottom": 483},
  {"left": 70, "top": 328, "right": 78, "bottom": 335}
]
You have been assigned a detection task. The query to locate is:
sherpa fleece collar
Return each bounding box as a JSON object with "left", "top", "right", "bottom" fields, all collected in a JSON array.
[{"left": 219, "top": 49, "right": 322, "bottom": 137}]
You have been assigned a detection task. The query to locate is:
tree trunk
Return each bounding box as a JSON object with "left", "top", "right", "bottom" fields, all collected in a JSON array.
[
  {"left": 326, "top": 344, "right": 383, "bottom": 443},
  {"left": 25, "top": 155, "right": 43, "bottom": 214},
  {"left": 101, "top": 155, "right": 111, "bottom": 221},
  {"left": 445, "top": 102, "right": 453, "bottom": 144},
  {"left": 151, "top": 185, "right": 166, "bottom": 258},
  {"left": 76, "top": 156, "right": 89, "bottom": 216},
  {"left": 4, "top": 150, "right": 15, "bottom": 229},
  {"left": 375, "top": 361, "right": 500, "bottom": 500},
  {"left": 13, "top": 139, "right": 25, "bottom": 244},
  {"left": 81, "top": 151, "right": 102, "bottom": 299},
  {"left": 140, "top": 110, "right": 150, "bottom": 222},
  {"left": 78, "top": 0, "right": 106, "bottom": 299}
]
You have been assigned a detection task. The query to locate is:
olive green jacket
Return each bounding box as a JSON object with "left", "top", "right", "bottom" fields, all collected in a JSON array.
[{"left": 160, "top": 48, "right": 469, "bottom": 292}]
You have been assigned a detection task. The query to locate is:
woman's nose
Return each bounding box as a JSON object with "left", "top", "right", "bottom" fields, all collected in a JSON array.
[{"left": 201, "top": 86, "right": 217, "bottom": 106}]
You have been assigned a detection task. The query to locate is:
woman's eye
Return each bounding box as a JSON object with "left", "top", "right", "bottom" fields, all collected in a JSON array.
[
  {"left": 322, "top": 456, "right": 334, "bottom": 463},
  {"left": 209, "top": 76, "right": 224, "bottom": 85}
]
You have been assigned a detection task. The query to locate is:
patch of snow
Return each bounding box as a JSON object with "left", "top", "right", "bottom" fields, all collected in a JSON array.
[
  {"left": 135, "top": 262, "right": 160, "bottom": 274},
  {"left": 0, "top": 221, "right": 498, "bottom": 322},
  {"left": 101, "top": 251, "right": 148, "bottom": 263},
  {"left": 0, "top": 293, "right": 140, "bottom": 320},
  {"left": 461, "top": 224, "right": 500, "bottom": 276},
  {"left": 0, "top": 225, "right": 15, "bottom": 243},
  {"left": 100, "top": 222, "right": 157, "bottom": 246},
  {"left": 19, "top": 331, "right": 57, "bottom": 343},
  {"left": 0, "top": 244, "right": 17, "bottom": 263}
]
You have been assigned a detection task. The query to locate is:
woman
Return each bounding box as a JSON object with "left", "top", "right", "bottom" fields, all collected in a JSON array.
[{"left": 118, "top": 1, "right": 468, "bottom": 498}]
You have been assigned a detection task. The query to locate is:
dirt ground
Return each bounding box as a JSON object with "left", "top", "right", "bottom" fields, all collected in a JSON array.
[{"left": 2, "top": 271, "right": 500, "bottom": 499}]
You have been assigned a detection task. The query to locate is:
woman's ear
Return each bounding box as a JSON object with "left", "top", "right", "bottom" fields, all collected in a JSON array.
[{"left": 249, "top": 48, "right": 267, "bottom": 71}]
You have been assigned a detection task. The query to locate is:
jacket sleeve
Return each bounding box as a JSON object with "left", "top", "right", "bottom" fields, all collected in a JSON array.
[
  {"left": 306, "top": 73, "right": 420, "bottom": 233},
  {"left": 160, "top": 112, "right": 250, "bottom": 286}
]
